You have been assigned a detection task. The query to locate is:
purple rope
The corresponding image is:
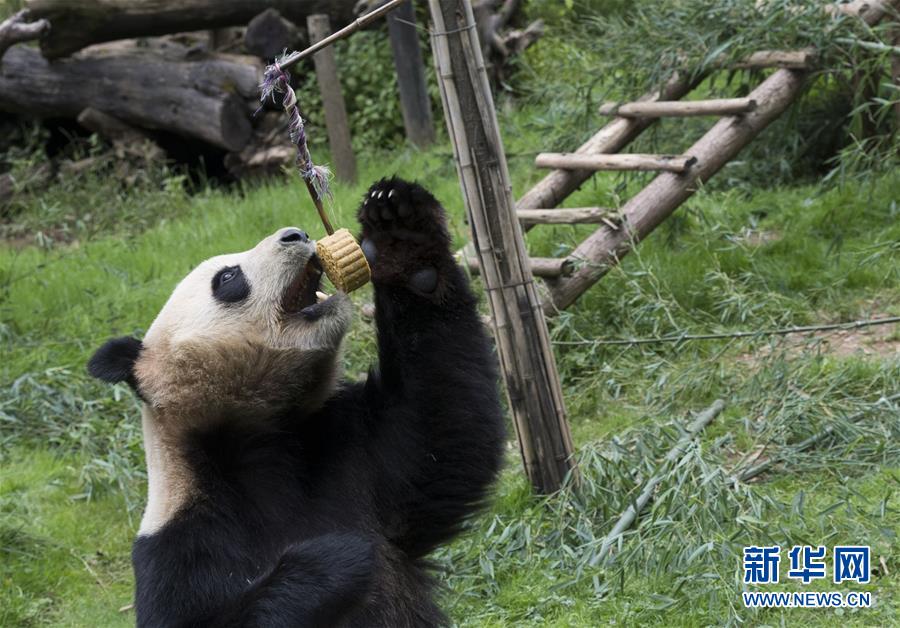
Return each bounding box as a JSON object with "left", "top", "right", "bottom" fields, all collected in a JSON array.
[{"left": 259, "top": 57, "right": 332, "bottom": 201}]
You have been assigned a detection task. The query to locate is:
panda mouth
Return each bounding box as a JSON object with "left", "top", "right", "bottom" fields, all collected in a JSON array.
[{"left": 283, "top": 255, "right": 333, "bottom": 319}]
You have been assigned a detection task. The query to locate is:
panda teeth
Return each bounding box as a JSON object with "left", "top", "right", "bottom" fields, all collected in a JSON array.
[{"left": 316, "top": 291, "right": 330, "bottom": 303}]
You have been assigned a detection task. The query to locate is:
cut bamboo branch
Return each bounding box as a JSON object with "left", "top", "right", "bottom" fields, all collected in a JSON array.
[
  {"left": 535, "top": 153, "right": 697, "bottom": 173},
  {"left": 462, "top": 254, "right": 573, "bottom": 278},
  {"left": 598, "top": 97, "right": 757, "bottom": 118},
  {"left": 517, "top": 207, "right": 616, "bottom": 225},
  {"left": 590, "top": 400, "right": 725, "bottom": 567},
  {"left": 734, "top": 392, "right": 900, "bottom": 483},
  {"left": 430, "top": 0, "right": 575, "bottom": 494},
  {"left": 733, "top": 49, "right": 816, "bottom": 69}
]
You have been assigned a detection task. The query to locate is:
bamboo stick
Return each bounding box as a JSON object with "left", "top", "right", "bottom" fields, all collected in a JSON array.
[
  {"left": 516, "top": 207, "right": 616, "bottom": 225},
  {"left": 590, "top": 400, "right": 725, "bottom": 567},
  {"left": 598, "top": 97, "right": 757, "bottom": 118},
  {"left": 275, "top": 0, "right": 406, "bottom": 70},
  {"left": 462, "top": 254, "right": 573, "bottom": 278},
  {"left": 429, "top": 0, "right": 575, "bottom": 494},
  {"left": 536, "top": 152, "right": 697, "bottom": 173}
]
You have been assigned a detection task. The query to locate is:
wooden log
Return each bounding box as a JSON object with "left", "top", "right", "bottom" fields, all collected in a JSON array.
[
  {"left": 0, "top": 46, "right": 255, "bottom": 151},
  {"left": 598, "top": 97, "right": 757, "bottom": 118},
  {"left": 543, "top": 0, "right": 900, "bottom": 313},
  {"left": 0, "top": 9, "right": 49, "bottom": 61},
  {"left": 387, "top": 0, "right": 435, "bottom": 148},
  {"left": 733, "top": 49, "right": 816, "bottom": 69},
  {"left": 25, "top": 0, "right": 360, "bottom": 59},
  {"left": 77, "top": 107, "right": 165, "bottom": 160},
  {"left": 307, "top": 14, "right": 357, "bottom": 183},
  {"left": 516, "top": 74, "right": 699, "bottom": 213},
  {"left": 462, "top": 254, "right": 573, "bottom": 278},
  {"left": 535, "top": 153, "right": 697, "bottom": 173},
  {"left": 516, "top": 207, "right": 616, "bottom": 225},
  {"left": 245, "top": 9, "right": 304, "bottom": 60},
  {"left": 430, "top": 0, "right": 575, "bottom": 494}
]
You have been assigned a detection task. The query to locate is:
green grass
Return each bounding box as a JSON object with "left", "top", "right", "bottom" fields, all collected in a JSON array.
[{"left": 2, "top": 126, "right": 899, "bottom": 627}]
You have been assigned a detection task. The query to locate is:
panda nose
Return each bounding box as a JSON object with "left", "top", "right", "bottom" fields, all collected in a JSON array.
[{"left": 279, "top": 229, "right": 309, "bottom": 244}]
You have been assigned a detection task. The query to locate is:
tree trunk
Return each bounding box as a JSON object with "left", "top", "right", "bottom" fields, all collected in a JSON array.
[
  {"left": 387, "top": 1, "right": 435, "bottom": 148},
  {"left": 25, "top": 0, "right": 359, "bottom": 59},
  {"left": 0, "top": 45, "right": 257, "bottom": 151}
]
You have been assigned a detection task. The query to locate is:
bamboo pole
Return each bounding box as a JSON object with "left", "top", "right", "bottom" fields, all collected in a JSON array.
[
  {"left": 598, "top": 97, "right": 757, "bottom": 118},
  {"left": 517, "top": 207, "right": 616, "bottom": 225},
  {"left": 275, "top": 0, "right": 406, "bottom": 70},
  {"left": 535, "top": 152, "right": 696, "bottom": 173},
  {"left": 429, "top": 0, "right": 575, "bottom": 493},
  {"left": 591, "top": 400, "right": 725, "bottom": 567}
]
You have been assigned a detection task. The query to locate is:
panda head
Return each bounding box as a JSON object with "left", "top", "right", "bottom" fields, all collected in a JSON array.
[{"left": 88, "top": 227, "right": 352, "bottom": 422}]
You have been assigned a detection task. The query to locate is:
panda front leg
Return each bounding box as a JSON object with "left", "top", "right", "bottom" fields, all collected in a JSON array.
[
  {"left": 133, "top": 532, "right": 374, "bottom": 627},
  {"left": 357, "top": 177, "right": 505, "bottom": 558}
]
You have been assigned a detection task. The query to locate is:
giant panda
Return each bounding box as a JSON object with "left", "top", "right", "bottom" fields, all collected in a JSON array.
[{"left": 87, "top": 178, "right": 505, "bottom": 627}]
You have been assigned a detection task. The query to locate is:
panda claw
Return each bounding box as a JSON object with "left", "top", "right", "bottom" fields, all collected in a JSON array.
[
  {"left": 388, "top": 189, "right": 396, "bottom": 199},
  {"left": 378, "top": 191, "right": 385, "bottom": 199}
]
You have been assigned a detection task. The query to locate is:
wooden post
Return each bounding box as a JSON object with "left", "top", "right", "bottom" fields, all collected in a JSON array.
[
  {"left": 387, "top": 1, "right": 435, "bottom": 148},
  {"left": 307, "top": 14, "right": 357, "bottom": 183},
  {"left": 429, "top": 0, "right": 575, "bottom": 493}
]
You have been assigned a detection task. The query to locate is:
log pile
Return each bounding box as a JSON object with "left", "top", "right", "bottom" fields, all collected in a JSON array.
[{"left": 1, "top": 0, "right": 543, "bottom": 190}]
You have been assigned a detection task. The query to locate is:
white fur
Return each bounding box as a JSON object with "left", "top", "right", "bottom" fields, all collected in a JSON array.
[{"left": 136, "top": 227, "right": 353, "bottom": 536}]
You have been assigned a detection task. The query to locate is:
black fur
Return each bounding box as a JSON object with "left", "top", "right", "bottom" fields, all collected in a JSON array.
[
  {"left": 212, "top": 265, "right": 251, "bottom": 304},
  {"left": 120, "top": 178, "right": 505, "bottom": 627},
  {"left": 87, "top": 336, "right": 143, "bottom": 392}
]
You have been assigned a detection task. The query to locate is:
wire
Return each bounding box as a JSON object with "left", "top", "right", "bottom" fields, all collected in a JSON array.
[{"left": 553, "top": 316, "right": 900, "bottom": 347}]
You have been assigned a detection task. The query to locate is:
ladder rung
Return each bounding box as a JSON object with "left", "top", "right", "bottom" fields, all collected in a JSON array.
[
  {"left": 734, "top": 49, "right": 815, "bottom": 69},
  {"left": 516, "top": 207, "right": 615, "bottom": 225},
  {"left": 461, "top": 255, "right": 573, "bottom": 278},
  {"left": 598, "top": 97, "right": 757, "bottom": 118},
  {"left": 535, "top": 152, "right": 697, "bottom": 173}
]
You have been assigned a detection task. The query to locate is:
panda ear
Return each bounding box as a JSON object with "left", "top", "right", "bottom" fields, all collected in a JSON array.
[{"left": 88, "top": 336, "right": 143, "bottom": 390}]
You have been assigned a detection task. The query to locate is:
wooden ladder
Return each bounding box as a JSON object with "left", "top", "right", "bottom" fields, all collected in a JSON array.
[{"left": 463, "top": 0, "right": 895, "bottom": 314}]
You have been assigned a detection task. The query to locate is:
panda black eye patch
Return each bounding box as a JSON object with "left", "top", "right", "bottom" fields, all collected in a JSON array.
[{"left": 212, "top": 265, "right": 250, "bottom": 304}]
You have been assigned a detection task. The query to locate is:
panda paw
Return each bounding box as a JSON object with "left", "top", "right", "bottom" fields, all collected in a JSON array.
[
  {"left": 358, "top": 177, "right": 449, "bottom": 244},
  {"left": 357, "top": 178, "right": 452, "bottom": 295}
]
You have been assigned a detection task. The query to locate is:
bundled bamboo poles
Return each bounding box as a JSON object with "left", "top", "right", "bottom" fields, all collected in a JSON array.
[{"left": 429, "top": 0, "right": 575, "bottom": 493}]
